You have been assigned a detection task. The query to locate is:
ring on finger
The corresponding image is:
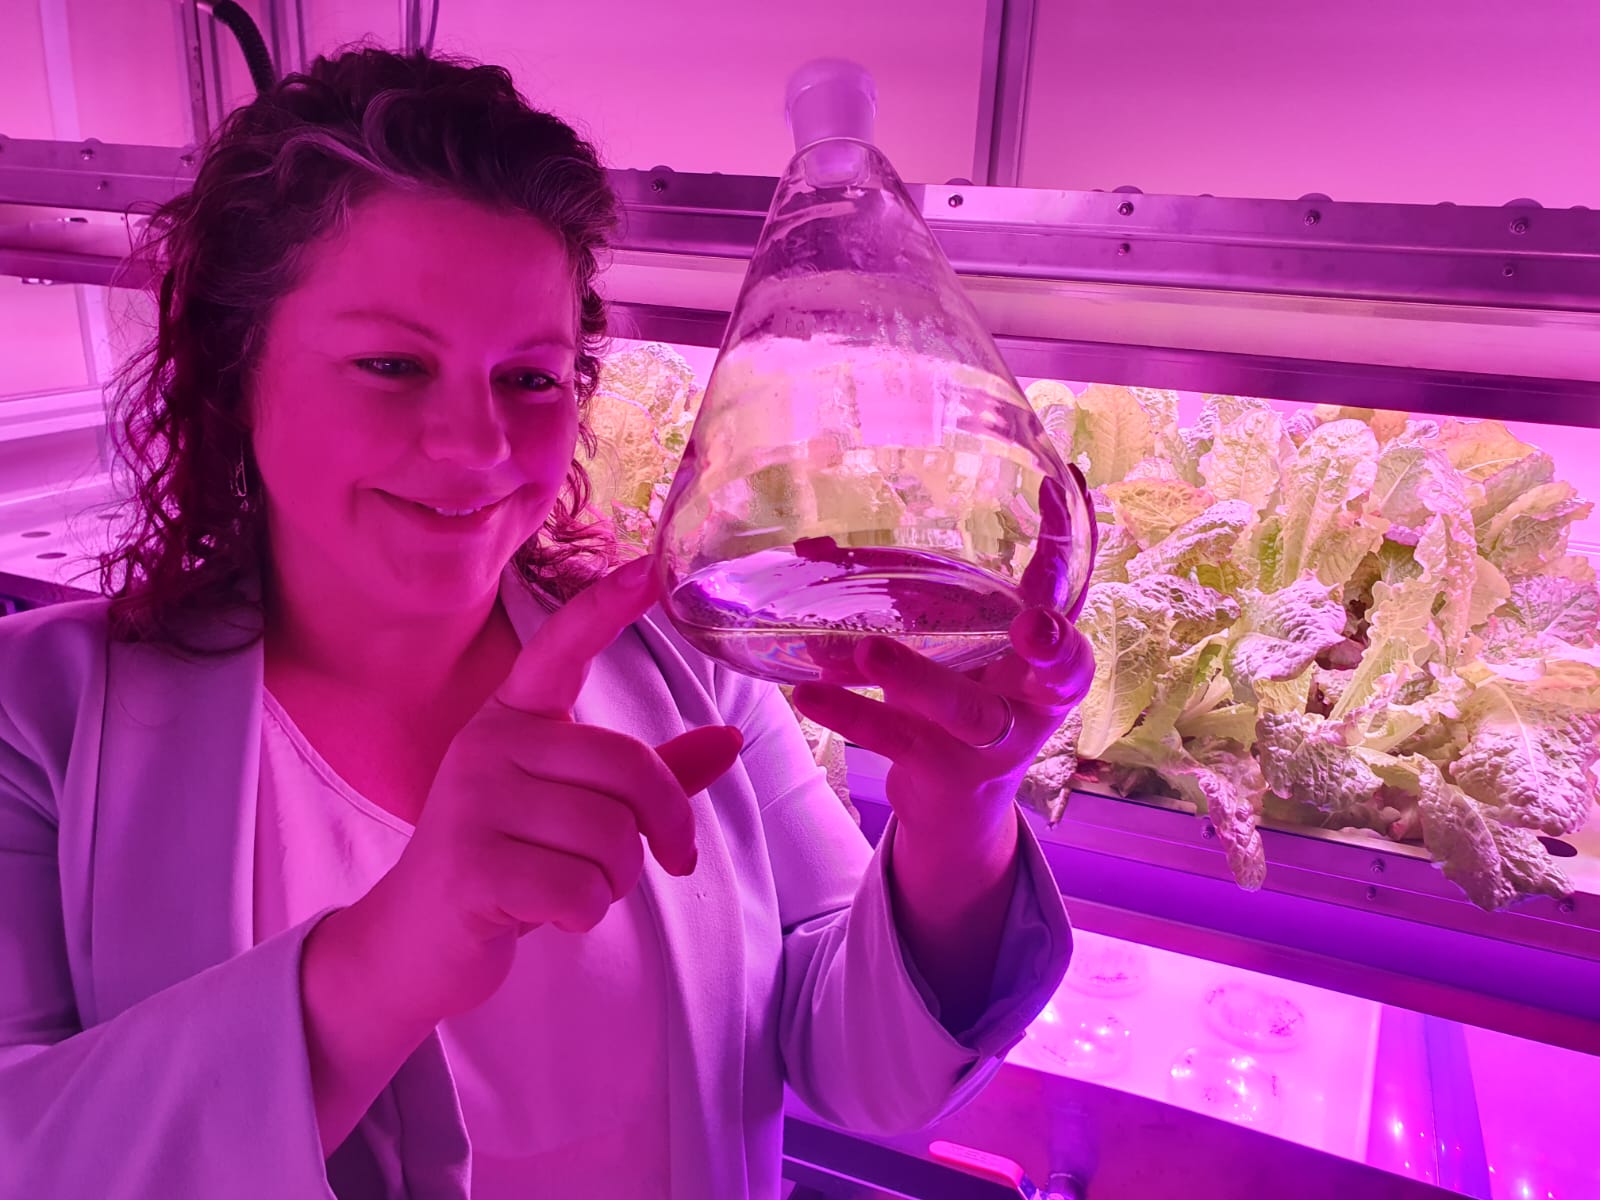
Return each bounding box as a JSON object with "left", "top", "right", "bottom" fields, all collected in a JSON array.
[{"left": 972, "top": 695, "right": 1015, "bottom": 750}]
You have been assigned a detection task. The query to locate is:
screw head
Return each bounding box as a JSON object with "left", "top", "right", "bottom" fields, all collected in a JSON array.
[
  {"left": 1503, "top": 263, "right": 1517, "bottom": 278},
  {"left": 179, "top": 152, "right": 195, "bottom": 166},
  {"left": 1304, "top": 210, "right": 1321, "bottom": 226},
  {"left": 79, "top": 146, "right": 95, "bottom": 160},
  {"left": 1117, "top": 242, "right": 1132, "bottom": 256},
  {"left": 948, "top": 193, "right": 964, "bottom": 208},
  {"left": 1117, "top": 201, "right": 1134, "bottom": 216},
  {"left": 1510, "top": 217, "right": 1529, "bottom": 235},
  {"left": 1200, "top": 820, "right": 1216, "bottom": 840},
  {"left": 97, "top": 180, "right": 109, "bottom": 192},
  {"left": 1370, "top": 858, "right": 1387, "bottom": 875},
  {"left": 1365, "top": 885, "right": 1380, "bottom": 902},
  {"left": 650, "top": 177, "right": 667, "bottom": 193},
  {"left": 1559, "top": 898, "right": 1577, "bottom": 914}
]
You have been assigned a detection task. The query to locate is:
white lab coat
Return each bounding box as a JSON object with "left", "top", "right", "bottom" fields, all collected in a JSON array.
[{"left": 0, "top": 571, "right": 1072, "bottom": 1198}]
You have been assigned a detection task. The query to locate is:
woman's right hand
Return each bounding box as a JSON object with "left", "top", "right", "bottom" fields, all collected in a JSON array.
[
  {"left": 368, "top": 554, "right": 744, "bottom": 1020},
  {"left": 364, "top": 553, "right": 742, "bottom": 1024},
  {"left": 300, "top": 555, "right": 743, "bottom": 1152}
]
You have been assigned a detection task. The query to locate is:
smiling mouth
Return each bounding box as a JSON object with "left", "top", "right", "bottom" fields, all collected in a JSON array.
[
  {"left": 382, "top": 492, "right": 512, "bottom": 521},
  {"left": 424, "top": 502, "right": 493, "bottom": 517}
]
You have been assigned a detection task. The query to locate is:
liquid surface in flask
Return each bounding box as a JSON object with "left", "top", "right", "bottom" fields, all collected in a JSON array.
[{"left": 669, "top": 546, "right": 1023, "bottom": 686}]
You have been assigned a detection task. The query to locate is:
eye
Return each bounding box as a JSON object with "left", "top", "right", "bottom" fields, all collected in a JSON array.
[
  {"left": 355, "top": 357, "right": 424, "bottom": 378},
  {"left": 502, "top": 370, "right": 566, "bottom": 396}
]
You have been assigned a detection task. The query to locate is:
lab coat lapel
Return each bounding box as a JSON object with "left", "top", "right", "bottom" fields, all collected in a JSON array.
[
  {"left": 90, "top": 614, "right": 471, "bottom": 1195},
  {"left": 91, "top": 627, "right": 262, "bottom": 1024},
  {"left": 577, "top": 620, "right": 750, "bottom": 1199},
  {"left": 501, "top": 572, "right": 750, "bottom": 1196}
]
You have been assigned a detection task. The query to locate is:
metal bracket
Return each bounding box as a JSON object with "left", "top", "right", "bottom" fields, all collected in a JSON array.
[
  {"left": 175, "top": 0, "right": 227, "bottom": 144},
  {"left": 973, "top": 0, "right": 1039, "bottom": 187},
  {"left": 262, "top": 0, "right": 308, "bottom": 78},
  {"left": 4, "top": 140, "right": 1600, "bottom": 427},
  {"left": 36, "top": 0, "right": 82, "bottom": 142}
]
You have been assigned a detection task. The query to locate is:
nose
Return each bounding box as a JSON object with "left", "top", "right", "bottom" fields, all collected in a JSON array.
[{"left": 418, "top": 373, "right": 511, "bottom": 470}]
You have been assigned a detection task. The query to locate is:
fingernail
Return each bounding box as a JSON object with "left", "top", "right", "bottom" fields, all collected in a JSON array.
[{"left": 1026, "top": 608, "right": 1061, "bottom": 648}]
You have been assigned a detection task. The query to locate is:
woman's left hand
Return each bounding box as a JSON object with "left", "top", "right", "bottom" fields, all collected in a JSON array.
[{"left": 791, "top": 606, "right": 1094, "bottom": 864}]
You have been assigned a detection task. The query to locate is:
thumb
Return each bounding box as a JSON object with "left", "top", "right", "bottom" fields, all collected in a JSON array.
[
  {"left": 1009, "top": 609, "right": 1095, "bottom": 705},
  {"left": 656, "top": 725, "right": 744, "bottom": 797}
]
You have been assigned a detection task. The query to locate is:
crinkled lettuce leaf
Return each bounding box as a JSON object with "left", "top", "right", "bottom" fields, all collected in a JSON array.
[
  {"left": 1200, "top": 408, "right": 1286, "bottom": 513},
  {"left": 1414, "top": 756, "right": 1572, "bottom": 910},
  {"left": 1074, "top": 582, "right": 1175, "bottom": 757},
  {"left": 1224, "top": 580, "right": 1348, "bottom": 704},
  {"left": 1137, "top": 634, "right": 1230, "bottom": 743},
  {"left": 586, "top": 343, "right": 702, "bottom": 529},
  {"left": 1074, "top": 385, "right": 1156, "bottom": 488},
  {"left": 1498, "top": 574, "right": 1600, "bottom": 644},
  {"left": 1103, "top": 731, "right": 1270, "bottom": 890},
  {"left": 1274, "top": 420, "right": 1380, "bottom": 585},
  {"left": 1482, "top": 482, "right": 1595, "bottom": 576},
  {"left": 1128, "top": 500, "right": 1257, "bottom": 588},
  {"left": 1104, "top": 478, "right": 1215, "bottom": 548},
  {"left": 1017, "top": 711, "right": 1082, "bottom": 825},
  {"left": 1476, "top": 450, "right": 1557, "bottom": 528},
  {"left": 1089, "top": 524, "right": 1141, "bottom": 585},
  {"left": 1255, "top": 709, "right": 1385, "bottom": 819},
  {"left": 1135, "top": 574, "right": 1241, "bottom": 646},
  {"left": 1437, "top": 419, "right": 1538, "bottom": 483},
  {"left": 1449, "top": 673, "right": 1600, "bottom": 834},
  {"left": 1025, "top": 379, "right": 1079, "bottom": 464}
]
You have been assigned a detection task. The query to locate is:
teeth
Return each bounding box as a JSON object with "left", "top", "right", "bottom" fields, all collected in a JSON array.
[{"left": 429, "top": 505, "right": 485, "bottom": 517}]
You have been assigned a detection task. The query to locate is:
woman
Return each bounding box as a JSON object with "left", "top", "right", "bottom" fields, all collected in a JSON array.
[{"left": 0, "top": 48, "right": 1091, "bottom": 1199}]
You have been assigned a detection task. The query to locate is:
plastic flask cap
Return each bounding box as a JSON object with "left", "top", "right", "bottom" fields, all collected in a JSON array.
[{"left": 785, "top": 58, "right": 877, "bottom": 185}]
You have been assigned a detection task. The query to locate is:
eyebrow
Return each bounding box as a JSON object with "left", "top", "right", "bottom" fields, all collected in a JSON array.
[{"left": 333, "top": 307, "right": 575, "bottom": 352}]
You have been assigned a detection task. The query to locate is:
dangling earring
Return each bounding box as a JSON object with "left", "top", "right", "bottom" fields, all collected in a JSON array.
[{"left": 232, "top": 448, "right": 249, "bottom": 500}]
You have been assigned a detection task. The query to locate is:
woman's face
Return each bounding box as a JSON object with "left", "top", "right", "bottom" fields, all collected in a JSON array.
[{"left": 249, "top": 188, "right": 582, "bottom": 620}]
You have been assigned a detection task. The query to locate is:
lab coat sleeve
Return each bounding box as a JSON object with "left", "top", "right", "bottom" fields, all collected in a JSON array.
[
  {"left": 0, "top": 816, "right": 336, "bottom": 1198},
  {"left": 0, "top": 632, "right": 335, "bottom": 1199},
  {"left": 719, "top": 667, "right": 1073, "bottom": 1136}
]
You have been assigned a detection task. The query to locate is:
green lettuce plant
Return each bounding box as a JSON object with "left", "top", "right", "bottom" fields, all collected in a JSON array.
[{"left": 1020, "top": 384, "right": 1600, "bottom": 910}]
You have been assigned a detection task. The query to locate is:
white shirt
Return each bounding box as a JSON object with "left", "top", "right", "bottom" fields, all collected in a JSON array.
[{"left": 252, "top": 686, "right": 672, "bottom": 1197}]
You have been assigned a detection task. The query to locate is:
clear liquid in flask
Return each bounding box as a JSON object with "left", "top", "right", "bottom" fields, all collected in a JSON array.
[{"left": 668, "top": 544, "right": 1025, "bottom": 686}]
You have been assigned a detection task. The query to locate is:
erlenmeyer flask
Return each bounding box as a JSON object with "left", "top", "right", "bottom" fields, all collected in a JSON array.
[{"left": 653, "top": 60, "right": 1095, "bottom": 686}]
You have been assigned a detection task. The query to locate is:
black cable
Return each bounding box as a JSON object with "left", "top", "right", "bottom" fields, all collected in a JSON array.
[{"left": 201, "top": 0, "right": 277, "bottom": 95}]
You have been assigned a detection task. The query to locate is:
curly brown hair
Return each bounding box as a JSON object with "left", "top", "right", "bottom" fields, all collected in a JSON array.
[{"left": 98, "top": 47, "right": 620, "bottom": 648}]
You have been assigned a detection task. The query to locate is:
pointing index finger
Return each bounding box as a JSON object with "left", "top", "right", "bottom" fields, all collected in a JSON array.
[{"left": 496, "top": 556, "right": 660, "bottom": 717}]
